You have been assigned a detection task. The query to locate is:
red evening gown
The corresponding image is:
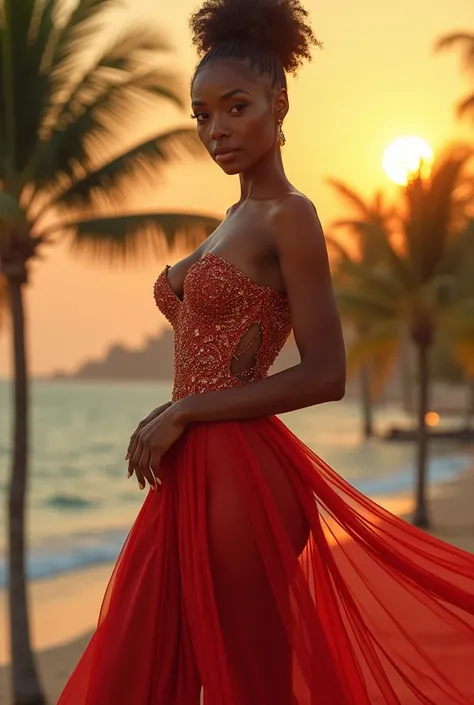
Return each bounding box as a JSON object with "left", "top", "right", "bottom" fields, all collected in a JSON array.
[{"left": 58, "top": 252, "right": 474, "bottom": 705}]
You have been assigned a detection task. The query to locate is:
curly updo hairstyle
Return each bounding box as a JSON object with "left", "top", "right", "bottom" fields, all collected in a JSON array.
[{"left": 189, "top": 0, "right": 322, "bottom": 90}]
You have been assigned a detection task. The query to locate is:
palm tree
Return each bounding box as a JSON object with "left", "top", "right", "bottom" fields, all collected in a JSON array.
[
  {"left": 435, "top": 32, "right": 474, "bottom": 119},
  {"left": 0, "top": 2, "right": 219, "bottom": 702},
  {"left": 333, "top": 147, "right": 474, "bottom": 529},
  {"left": 326, "top": 182, "right": 397, "bottom": 439}
]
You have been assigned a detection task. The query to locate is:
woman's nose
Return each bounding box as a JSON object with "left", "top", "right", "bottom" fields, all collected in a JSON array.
[{"left": 210, "top": 118, "right": 229, "bottom": 141}]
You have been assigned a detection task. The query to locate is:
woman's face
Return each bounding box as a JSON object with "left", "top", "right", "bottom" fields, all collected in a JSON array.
[{"left": 191, "top": 60, "right": 288, "bottom": 175}]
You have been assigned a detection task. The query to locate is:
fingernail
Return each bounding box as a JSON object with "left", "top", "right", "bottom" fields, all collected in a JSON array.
[
  {"left": 127, "top": 470, "right": 132, "bottom": 478},
  {"left": 140, "top": 482, "right": 145, "bottom": 490},
  {"left": 125, "top": 453, "right": 129, "bottom": 460}
]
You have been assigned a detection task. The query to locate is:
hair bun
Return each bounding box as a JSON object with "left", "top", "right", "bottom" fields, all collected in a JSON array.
[{"left": 190, "top": 0, "right": 321, "bottom": 74}]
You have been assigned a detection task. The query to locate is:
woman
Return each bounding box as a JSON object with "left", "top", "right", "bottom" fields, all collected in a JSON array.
[{"left": 58, "top": 1, "right": 474, "bottom": 703}]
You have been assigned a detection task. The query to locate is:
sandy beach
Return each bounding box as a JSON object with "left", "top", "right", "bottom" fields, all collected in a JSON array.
[{"left": 1, "top": 470, "right": 473, "bottom": 704}]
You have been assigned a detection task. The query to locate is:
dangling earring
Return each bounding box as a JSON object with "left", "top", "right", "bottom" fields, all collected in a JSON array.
[{"left": 277, "top": 118, "right": 286, "bottom": 147}]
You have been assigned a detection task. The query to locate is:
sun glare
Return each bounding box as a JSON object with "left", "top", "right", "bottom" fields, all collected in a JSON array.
[{"left": 383, "top": 136, "right": 433, "bottom": 185}]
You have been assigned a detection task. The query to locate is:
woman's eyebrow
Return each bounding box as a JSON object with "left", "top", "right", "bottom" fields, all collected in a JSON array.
[{"left": 191, "top": 88, "right": 251, "bottom": 107}]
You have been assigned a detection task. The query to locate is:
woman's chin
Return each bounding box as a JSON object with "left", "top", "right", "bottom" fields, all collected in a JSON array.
[
  {"left": 217, "top": 162, "right": 242, "bottom": 176},
  {"left": 221, "top": 164, "right": 242, "bottom": 176}
]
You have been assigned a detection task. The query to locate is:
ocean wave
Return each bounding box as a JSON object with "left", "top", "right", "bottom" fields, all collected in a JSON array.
[
  {"left": 353, "top": 454, "right": 470, "bottom": 496},
  {"left": 0, "top": 528, "right": 128, "bottom": 588},
  {"left": 46, "top": 494, "right": 100, "bottom": 509}
]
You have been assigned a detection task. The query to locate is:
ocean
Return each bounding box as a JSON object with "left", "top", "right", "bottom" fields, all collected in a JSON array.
[{"left": 0, "top": 379, "right": 471, "bottom": 588}]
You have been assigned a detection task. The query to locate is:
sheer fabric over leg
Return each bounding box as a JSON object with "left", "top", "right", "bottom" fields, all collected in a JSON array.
[
  {"left": 57, "top": 460, "right": 201, "bottom": 705},
  {"left": 178, "top": 418, "right": 474, "bottom": 705},
  {"left": 58, "top": 416, "right": 474, "bottom": 705},
  {"left": 205, "top": 431, "right": 299, "bottom": 704}
]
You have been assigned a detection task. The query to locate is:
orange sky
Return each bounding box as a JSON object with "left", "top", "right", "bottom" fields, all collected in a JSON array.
[{"left": 1, "top": 0, "right": 473, "bottom": 377}]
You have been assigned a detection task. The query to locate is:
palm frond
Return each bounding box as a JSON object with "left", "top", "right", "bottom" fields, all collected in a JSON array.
[
  {"left": 327, "top": 179, "right": 413, "bottom": 284},
  {"left": 332, "top": 251, "right": 405, "bottom": 303},
  {"left": 434, "top": 32, "right": 474, "bottom": 72},
  {"left": 0, "top": 190, "right": 28, "bottom": 227},
  {"left": 335, "top": 289, "right": 397, "bottom": 326},
  {"left": 325, "top": 178, "right": 371, "bottom": 216},
  {"left": 46, "top": 23, "right": 176, "bottom": 121},
  {"left": 33, "top": 0, "right": 58, "bottom": 64},
  {"left": 2, "top": 0, "right": 66, "bottom": 172},
  {"left": 330, "top": 219, "right": 398, "bottom": 270},
  {"left": 42, "top": 128, "right": 204, "bottom": 214},
  {"left": 436, "top": 219, "right": 474, "bottom": 280},
  {"left": 8, "top": 1, "right": 36, "bottom": 57},
  {"left": 1, "top": 1, "right": 114, "bottom": 174},
  {"left": 47, "top": 8, "right": 172, "bottom": 119},
  {"left": 418, "top": 274, "right": 465, "bottom": 315},
  {"left": 55, "top": 212, "right": 221, "bottom": 264},
  {"left": 330, "top": 218, "right": 370, "bottom": 233},
  {"left": 457, "top": 93, "right": 474, "bottom": 118},
  {"left": 346, "top": 320, "right": 401, "bottom": 391},
  {"left": 326, "top": 235, "right": 356, "bottom": 268},
  {"left": 348, "top": 220, "right": 415, "bottom": 288},
  {"left": 47, "top": 0, "right": 118, "bottom": 76},
  {"left": 28, "top": 30, "right": 183, "bottom": 191},
  {"left": 403, "top": 147, "right": 473, "bottom": 281}
]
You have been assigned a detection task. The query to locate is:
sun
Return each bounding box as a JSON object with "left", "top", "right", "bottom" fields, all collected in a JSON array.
[{"left": 383, "top": 136, "right": 433, "bottom": 185}]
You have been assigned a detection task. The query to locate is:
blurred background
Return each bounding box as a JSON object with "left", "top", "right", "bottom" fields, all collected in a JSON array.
[{"left": 1, "top": 0, "right": 474, "bottom": 703}]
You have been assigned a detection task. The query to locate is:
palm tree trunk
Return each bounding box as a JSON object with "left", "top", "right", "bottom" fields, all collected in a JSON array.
[
  {"left": 412, "top": 341, "right": 431, "bottom": 529},
  {"left": 7, "top": 276, "right": 46, "bottom": 705},
  {"left": 359, "top": 365, "right": 374, "bottom": 439},
  {"left": 401, "top": 340, "right": 415, "bottom": 415}
]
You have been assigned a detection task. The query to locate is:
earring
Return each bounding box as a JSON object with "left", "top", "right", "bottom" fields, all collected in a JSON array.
[{"left": 277, "top": 118, "right": 286, "bottom": 147}]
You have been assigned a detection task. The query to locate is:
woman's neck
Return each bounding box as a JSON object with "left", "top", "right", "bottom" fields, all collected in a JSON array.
[{"left": 239, "top": 148, "right": 292, "bottom": 201}]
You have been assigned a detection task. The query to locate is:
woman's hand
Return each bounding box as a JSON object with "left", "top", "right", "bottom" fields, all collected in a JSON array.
[
  {"left": 126, "top": 402, "right": 171, "bottom": 460},
  {"left": 127, "top": 405, "right": 187, "bottom": 490},
  {"left": 126, "top": 402, "right": 171, "bottom": 486}
]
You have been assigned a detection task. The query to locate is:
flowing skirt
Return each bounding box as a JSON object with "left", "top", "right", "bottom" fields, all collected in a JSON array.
[{"left": 57, "top": 416, "right": 474, "bottom": 704}]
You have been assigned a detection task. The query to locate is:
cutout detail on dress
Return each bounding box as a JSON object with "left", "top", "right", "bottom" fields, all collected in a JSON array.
[{"left": 230, "top": 322, "right": 262, "bottom": 383}]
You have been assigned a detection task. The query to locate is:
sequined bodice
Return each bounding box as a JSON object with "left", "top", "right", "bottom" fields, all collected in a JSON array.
[{"left": 153, "top": 253, "right": 292, "bottom": 401}]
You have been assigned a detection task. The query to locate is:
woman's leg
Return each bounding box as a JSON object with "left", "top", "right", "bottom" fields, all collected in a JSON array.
[
  {"left": 206, "top": 451, "right": 308, "bottom": 705},
  {"left": 64, "top": 488, "right": 202, "bottom": 705}
]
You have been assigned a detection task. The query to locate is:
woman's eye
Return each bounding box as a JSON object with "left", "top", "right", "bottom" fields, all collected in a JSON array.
[
  {"left": 230, "top": 104, "right": 247, "bottom": 115},
  {"left": 190, "top": 112, "right": 208, "bottom": 123}
]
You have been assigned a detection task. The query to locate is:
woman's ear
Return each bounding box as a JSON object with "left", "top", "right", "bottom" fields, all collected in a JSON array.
[{"left": 275, "top": 88, "right": 289, "bottom": 120}]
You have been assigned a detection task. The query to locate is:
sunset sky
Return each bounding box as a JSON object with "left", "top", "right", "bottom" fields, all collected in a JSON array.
[{"left": 1, "top": 0, "right": 473, "bottom": 377}]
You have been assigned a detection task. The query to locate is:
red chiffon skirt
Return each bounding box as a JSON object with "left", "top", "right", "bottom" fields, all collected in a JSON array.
[{"left": 57, "top": 416, "right": 474, "bottom": 704}]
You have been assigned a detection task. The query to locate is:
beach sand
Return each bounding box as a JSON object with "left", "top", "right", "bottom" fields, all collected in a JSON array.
[{"left": 1, "top": 470, "right": 473, "bottom": 704}]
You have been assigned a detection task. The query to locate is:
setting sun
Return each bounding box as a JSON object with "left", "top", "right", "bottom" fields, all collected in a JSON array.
[{"left": 383, "top": 136, "right": 433, "bottom": 185}]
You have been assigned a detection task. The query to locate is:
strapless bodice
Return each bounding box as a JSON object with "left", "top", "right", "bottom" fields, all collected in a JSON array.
[{"left": 153, "top": 252, "right": 292, "bottom": 401}]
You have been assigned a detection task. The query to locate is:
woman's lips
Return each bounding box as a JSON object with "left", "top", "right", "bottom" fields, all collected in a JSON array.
[{"left": 214, "top": 149, "right": 239, "bottom": 164}]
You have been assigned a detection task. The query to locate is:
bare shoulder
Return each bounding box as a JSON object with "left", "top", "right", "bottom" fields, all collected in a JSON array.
[
  {"left": 274, "top": 191, "right": 318, "bottom": 216},
  {"left": 270, "top": 193, "right": 327, "bottom": 268}
]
